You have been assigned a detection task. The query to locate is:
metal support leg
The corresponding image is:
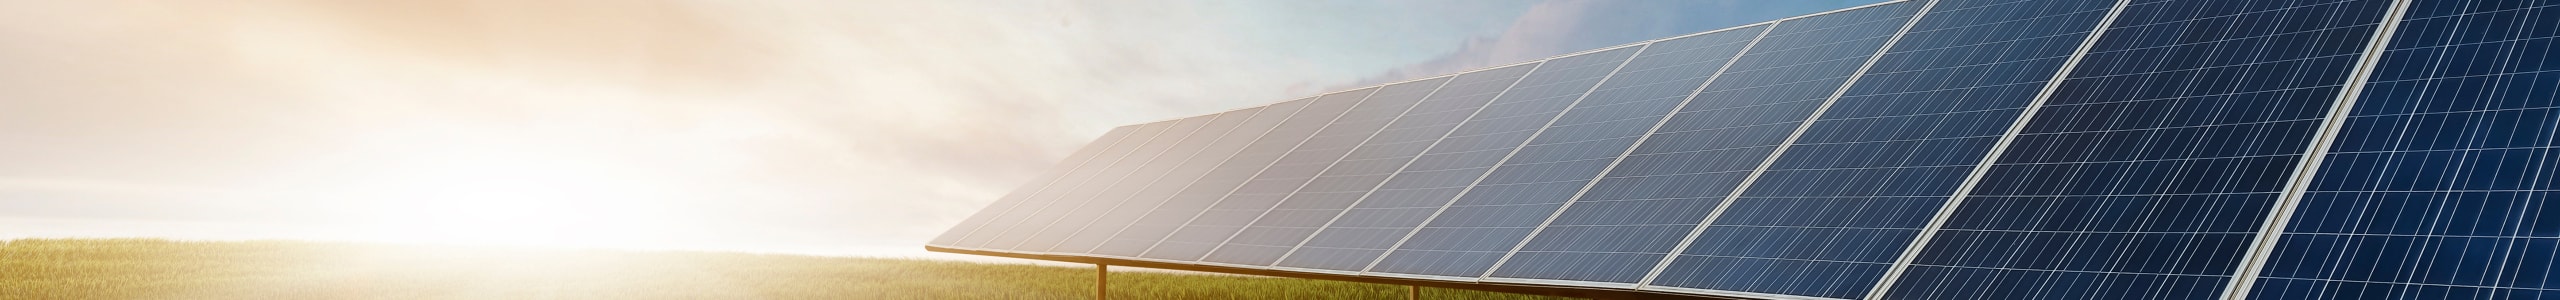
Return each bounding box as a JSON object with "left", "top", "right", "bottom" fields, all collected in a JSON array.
[
  {"left": 1096, "top": 264, "right": 1108, "bottom": 300},
  {"left": 1408, "top": 285, "right": 1419, "bottom": 300}
]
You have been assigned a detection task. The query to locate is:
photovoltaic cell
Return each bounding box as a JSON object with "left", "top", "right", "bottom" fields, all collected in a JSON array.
[
  {"left": 1488, "top": 2, "right": 1923, "bottom": 287},
  {"left": 1645, "top": 0, "right": 2123, "bottom": 297},
  {"left": 930, "top": 126, "right": 1140, "bottom": 247},
  {"left": 1131, "top": 88, "right": 1392, "bottom": 260},
  {"left": 1881, "top": 0, "right": 2397, "bottom": 299},
  {"left": 926, "top": 0, "right": 2559, "bottom": 299},
  {"left": 1089, "top": 99, "right": 1322, "bottom": 258},
  {"left": 1029, "top": 108, "right": 1268, "bottom": 253},
  {"left": 1202, "top": 64, "right": 1540, "bottom": 266},
  {"left": 1367, "top": 24, "right": 1771, "bottom": 279},
  {"left": 2247, "top": 1, "right": 2560, "bottom": 299},
  {"left": 952, "top": 120, "right": 1180, "bottom": 249},
  {"left": 1150, "top": 80, "right": 1445, "bottom": 263},
  {"left": 1046, "top": 107, "right": 1275, "bottom": 254},
  {"left": 1276, "top": 47, "right": 1640, "bottom": 273},
  {"left": 998, "top": 115, "right": 1226, "bottom": 251}
]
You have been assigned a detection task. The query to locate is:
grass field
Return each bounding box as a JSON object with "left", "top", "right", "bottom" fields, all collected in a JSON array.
[{"left": 0, "top": 239, "right": 1570, "bottom": 299}]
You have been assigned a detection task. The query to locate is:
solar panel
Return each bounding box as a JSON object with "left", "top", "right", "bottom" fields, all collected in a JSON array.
[
  {"left": 1276, "top": 47, "right": 1640, "bottom": 273},
  {"left": 1020, "top": 109, "right": 1270, "bottom": 253},
  {"left": 1125, "top": 90, "right": 1376, "bottom": 262},
  {"left": 927, "top": 0, "right": 2543, "bottom": 298},
  {"left": 931, "top": 126, "right": 1142, "bottom": 248},
  {"left": 1150, "top": 80, "right": 1447, "bottom": 263},
  {"left": 1201, "top": 63, "right": 1542, "bottom": 267},
  {"left": 1639, "top": 0, "right": 2124, "bottom": 298},
  {"left": 1090, "top": 99, "right": 1322, "bottom": 258},
  {"left": 1877, "top": 0, "right": 2400, "bottom": 299},
  {"left": 2240, "top": 1, "right": 2560, "bottom": 299},
  {"left": 1044, "top": 107, "right": 1276, "bottom": 254},
  {"left": 994, "top": 114, "right": 1227, "bottom": 251},
  {"left": 1486, "top": 1, "right": 1924, "bottom": 288},
  {"left": 951, "top": 120, "right": 1182, "bottom": 249},
  {"left": 1367, "top": 23, "right": 1773, "bottom": 280}
]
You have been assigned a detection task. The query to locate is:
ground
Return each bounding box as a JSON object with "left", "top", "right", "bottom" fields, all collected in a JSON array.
[{"left": 0, "top": 239, "right": 1569, "bottom": 299}]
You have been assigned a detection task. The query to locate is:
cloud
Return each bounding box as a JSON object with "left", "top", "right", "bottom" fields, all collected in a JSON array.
[{"left": 1341, "top": 1, "right": 1604, "bottom": 88}]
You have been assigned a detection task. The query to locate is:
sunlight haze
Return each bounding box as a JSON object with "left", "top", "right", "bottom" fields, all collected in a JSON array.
[{"left": 0, "top": 0, "right": 1874, "bottom": 258}]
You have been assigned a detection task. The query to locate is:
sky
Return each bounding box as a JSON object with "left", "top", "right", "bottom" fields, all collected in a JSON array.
[{"left": 0, "top": 0, "right": 1879, "bottom": 259}]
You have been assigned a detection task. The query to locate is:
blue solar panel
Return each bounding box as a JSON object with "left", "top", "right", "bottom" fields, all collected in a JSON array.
[
  {"left": 1879, "top": 0, "right": 2399, "bottom": 299},
  {"left": 1035, "top": 108, "right": 1272, "bottom": 254},
  {"left": 1001, "top": 115, "right": 1227, "bottom": 251},
  {"left": 2243, "top": 1, "right": 2560, "bottom": 299},
  {"left": 1642, "top": 0, "right": 2124, "bottom": 297},
  {"left": 1367, "top": 24, "right": 1772, "bottom": 280},
  {"left": 931, "top": 126, "right": 1141, "bottom": 248},
  {"left": 952, "top": 120, "right": 1181, "bottom": 249},
  {"left": 1202, "top": 64, "right": 1541, "bottom": 266},
  {"left": 1150, "top": 80, "right": 1449, "bottom": 263},
  {"left": 1275, "top": 47, "right": 1639, "bottom": 273},
  {"left": 1090, "top": 98, "right": 1331, "bottom": 258},
  {"left": 1486, "top": 2, "right": 1924, "bottom": 288}
]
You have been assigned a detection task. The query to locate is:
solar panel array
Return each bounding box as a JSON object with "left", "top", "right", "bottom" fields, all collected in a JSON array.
[{"left": 930, "top": 0, "right": 2557, "bottom": 299}]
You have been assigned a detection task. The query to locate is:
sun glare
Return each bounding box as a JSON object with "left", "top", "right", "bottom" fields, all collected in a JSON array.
[{"left": 328, "top": 136, "right": 698, "bottom": 250}]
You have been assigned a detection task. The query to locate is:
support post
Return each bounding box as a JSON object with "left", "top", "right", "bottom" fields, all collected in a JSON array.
[
  {"left": 1408, "top": 285, "right": 1419, "bottom": 300},
  {"left": 1096, "top": 264, "right": 1108, "bottom": 300}
]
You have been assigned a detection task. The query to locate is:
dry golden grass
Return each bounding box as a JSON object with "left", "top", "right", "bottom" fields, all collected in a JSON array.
[{"left": 0, "top": 239, "right": 1571, "bottom": 300}]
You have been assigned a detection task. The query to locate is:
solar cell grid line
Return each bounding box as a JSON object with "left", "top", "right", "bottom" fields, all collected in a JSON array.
[
  {"left": 1017, "top": 109, "right": 1267, "bottom": 254},
  {"left": 1149, "top": 79, "right": 1446, "bottom": 264},
  {"left": 996, "top": 114, "right": 1226, "bottom": 251},
  {"left": 1259, "top": 61, "right": 1548, "bottom": 274},
  {"left": 1089, "top": 98, "right": 1322, "bottom": 259},
  {"left": 1184, "top": 77, "right": 1458, "bottom": 267},
  {"left": 2216, "top": 0, "right": 2409, "bottom": 298},
  {"left": 1341, "top": 43, "right": 1658, "bottom": 279},
  {"left": 1199, "top": 63, "right": 1542, "bottom": 267},
  {"left": 929, "top": 126, "right": 1142, "bottom": 248},
  {"left": 1836, "top": 0, "right": 2135, "bottom": 299},
  {"left": 1116, "top": 92, "right": 1369, "bottom": 263},
  {"left": 1043, "top": 107, "right": 1275, "bottom": 255},
  {"left": 1876, "top": 0, "right": 2401, "bottom": 299},
  {"left": 951, "top": 119, "right": 1182, "bottom": 250},
  {"left": 1629, "top": 0, "right": 1961, "bottom": 296},
  {"left": 1626, "top": 0, "right": 2126, "bottom": 298},
  {"left": 2243, "top": 1, "right": 2560, "bottom": 299},
  {"left": 1481, "top": 0, "right": 1926, "bottom": 289},
  {"left": 1365, "top": 23, "right": 1772, "bottom": 281},
  {"left": 1272, "top": 45, "right": 1643, "bottom": 274},
  {"left": 1133, "top": 87, "right": 1390, "bottom": 262}
]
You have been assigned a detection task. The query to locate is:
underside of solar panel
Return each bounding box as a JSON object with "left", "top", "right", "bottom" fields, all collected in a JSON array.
[{"left": 930, "top": 0, "right": 2560, "bottom": 299}]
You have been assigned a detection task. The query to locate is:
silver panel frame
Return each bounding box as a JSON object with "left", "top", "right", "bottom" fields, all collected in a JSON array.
[
  {"left": 1004, "top": 114, "right": 1234, "bottom": 251},
  {"left": 1354, "top": 42, "right": 1653, "bottom": 277},
  {"left": 1083, "top": 98, "right": 1317, "bottom": 258},
  {"left": 1621, "top": 0, "right": 1942, "bottom": 294},
  {"left": 2217, "top": 0, "right": 2415, "bottom": 299},
  {"left": 1135, "top": 88, "right": 1383, "bottom": 259},
  {"left": 1195, "top": 75, "right": 1457, "bottom": 265},
  {"left": 1264, "top": 61, "right": 1548, "bottom": 268},
  {"left": 1856, "top": 0, "right": 2134, "bottom": 298},
  {"left": 1474, "top": 19, "right": 1779, "bottom": 291}
]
